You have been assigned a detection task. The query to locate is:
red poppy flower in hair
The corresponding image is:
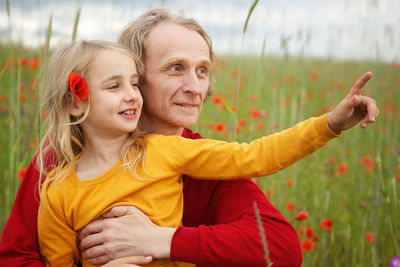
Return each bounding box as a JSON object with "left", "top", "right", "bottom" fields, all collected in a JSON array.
[{"left": 68, "top": 72, "right": 89, "bottom": 103}]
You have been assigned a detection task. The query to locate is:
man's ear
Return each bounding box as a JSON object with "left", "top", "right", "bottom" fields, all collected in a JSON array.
[{"left": 68, "top": 97, "right": 86, "bottom": 117}]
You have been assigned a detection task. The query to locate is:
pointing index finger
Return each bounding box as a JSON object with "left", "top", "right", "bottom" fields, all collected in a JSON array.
[{"left": 347, "top": 71, "right": 373, "bottom": 97}]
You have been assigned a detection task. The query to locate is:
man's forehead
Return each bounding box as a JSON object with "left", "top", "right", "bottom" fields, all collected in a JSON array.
[
  {"left": 149, "top": 22, "right": 208, "bottom": 49},
  {"left": 147, "top": 22, "right": 211, "bottom": 62}
]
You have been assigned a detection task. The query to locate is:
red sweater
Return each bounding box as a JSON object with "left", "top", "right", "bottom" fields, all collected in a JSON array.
[{"left": 0, "top": 129, "right": 302, "bottom": 267}]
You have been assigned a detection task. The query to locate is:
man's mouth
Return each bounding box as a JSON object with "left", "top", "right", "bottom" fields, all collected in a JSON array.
[
  {"left": 176, "top": 104, "right": 195, "bottom": 107},
  {"left": 175, "top": 101, "right": 200, "bottom": 108}
]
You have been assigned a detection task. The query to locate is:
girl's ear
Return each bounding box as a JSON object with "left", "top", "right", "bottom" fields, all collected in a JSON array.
[{"left": 68, "top": 97, "right": 86, "bottom": 117}]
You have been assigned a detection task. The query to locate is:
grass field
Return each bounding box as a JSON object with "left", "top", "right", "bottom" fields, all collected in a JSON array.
[{"left": 0, "top": 2, "right": 399, "bottom": 266}]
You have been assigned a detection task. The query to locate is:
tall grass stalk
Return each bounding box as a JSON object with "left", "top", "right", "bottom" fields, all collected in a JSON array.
[
  {"left": 253, "top": 201, "right": 273, "bottom": 267},
  {"left": 233, "top": 0, "right": 259, "bottom": 141},
  {"left": 71, "top": 6, "right": 81, "bottom": 41}
]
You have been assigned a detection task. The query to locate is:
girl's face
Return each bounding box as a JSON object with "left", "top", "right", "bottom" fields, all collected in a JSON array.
[{"left": 78, "top": 49, "right": 143, "bottom": 140}]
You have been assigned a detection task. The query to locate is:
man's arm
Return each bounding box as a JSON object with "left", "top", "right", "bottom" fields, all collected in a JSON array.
[
  {"left": 79, "top": 179, "right": 302, "bottom": 267},
  {"left": 173, "top": 178, "right": 302, "bottom": 266},
  {"left": 0, "top": 153, "right": 44, "bottom": 266}
]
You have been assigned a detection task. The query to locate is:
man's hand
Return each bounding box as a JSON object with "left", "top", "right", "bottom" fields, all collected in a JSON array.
[
  {"left": 102, "top": 256, "right": 153, "bottom": 267},
  {"left": 327, "top": 72, "right": 379, "bottom": 134},
  {"left": 78, "top": 206, "right": 176, "bottom": 265}
]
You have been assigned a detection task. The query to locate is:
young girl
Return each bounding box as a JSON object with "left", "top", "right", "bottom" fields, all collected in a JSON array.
[{"left": 37, "top": 40, "right": 340, "bottom": 267}]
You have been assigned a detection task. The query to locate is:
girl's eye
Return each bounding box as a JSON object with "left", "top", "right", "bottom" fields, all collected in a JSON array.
[
  {"left": 131, "top": 82, "right": 139, "bottom": 89},
  {"left": 108, "top": 84, "right": 119, "bottom": 89}
]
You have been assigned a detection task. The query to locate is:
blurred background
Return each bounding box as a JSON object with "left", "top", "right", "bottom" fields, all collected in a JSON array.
[
  {"left": 1, "top": 0, "right": 399, "bottom": 266},
  {"left": 1, "top": 0, "right": 399, "bottom": 62}
]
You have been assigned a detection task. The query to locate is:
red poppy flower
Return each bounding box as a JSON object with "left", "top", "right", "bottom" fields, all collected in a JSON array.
[
  {"left": 30, "top": 59, "right": 40, "bottom": 69},
  {"left": 360, "top": 156, "right": 376, "bottom": 166},
  {"left": 306, "top": 226, "right": 314, "bottom": 238},
  {"left": 286, "top": 202, "right": 295, "bottom": 212},
  {"left": 19, "top": 94, "right": 27, "bottom": 102},
  {"left": 293, "top": 210, "right": 309, "bottom": 220},
  {"left": 18, "top": 168, "right": 28, "bottom": 181},
  {"left": 20, "top": 58, "right": 29, "bottom": 67},
  {"left": 335, "top": 162, "right": 349, "bottom": 176},
  {"left": 19, "top": 83, "right": 26, "bottom": 91},
  {"left": 249, "top": 108, "right": 261, "bottom": 119},
  {"left": 230, "top": 69, "right": 238, "bottom": 77},
  {"left": 0, "top": 94, "right": 7, "bottom": 102},
  {"left": 212, "top": 96, "right": 222, "bottom": 105},
  {"left": 319, "top": 219, "right": 332, "bottom": 231},
  {"left": 255, "top": 122, "right": 264, "bottom": 131},
  {"left": 327, "top": 156, "right": 335, "bottom": 165},
  {"left": 238, "top": 118, "right": 247, "bottom": 126},
  {"left": 309, "top": 71, "right": 319, "bottom": 82},
  {"left": 215, "top": 122, "right": 224, "bottom": 132},
  {"left": 301, "top": 239, "right": 315, "bottom": 251},
  {"left": 366, "top": 232, "right": 375, "bottom": 243},
  {"left": 68, "top": 72, "right": 89, "bottom": 103},
  {"left": 337, "top": 82, "right": 345, "bottom": 90}
]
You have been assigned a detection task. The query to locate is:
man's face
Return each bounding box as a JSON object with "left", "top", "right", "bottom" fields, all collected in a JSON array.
[{"left": 140, "top": 22, "right": 212, "bottom": 135}]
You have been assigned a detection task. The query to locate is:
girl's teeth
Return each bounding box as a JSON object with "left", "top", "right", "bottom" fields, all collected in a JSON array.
[{"left": 123, "top": 110, "right": 135, "bottom": 115}]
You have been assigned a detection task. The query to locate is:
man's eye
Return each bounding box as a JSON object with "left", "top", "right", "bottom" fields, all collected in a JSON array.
[
  {"left": 171, "top": 66, "right": 180, "bottom": 71},
  {"left": 197, "top": 67, "right": 208, "bottom": 77}
]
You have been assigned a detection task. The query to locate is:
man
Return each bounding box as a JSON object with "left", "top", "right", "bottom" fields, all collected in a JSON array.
[{"left": 0, "top": 8, "right": 377, "bottom": 267}]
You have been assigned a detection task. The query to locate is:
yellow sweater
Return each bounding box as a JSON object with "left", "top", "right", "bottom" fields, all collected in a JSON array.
[{"left": 38, "top": 115, "right": 338, "bottom": 267}]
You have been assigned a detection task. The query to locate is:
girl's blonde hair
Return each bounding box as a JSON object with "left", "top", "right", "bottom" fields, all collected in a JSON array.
[{"left": 38, "top": 40, "right": 144, "bottom": 191}]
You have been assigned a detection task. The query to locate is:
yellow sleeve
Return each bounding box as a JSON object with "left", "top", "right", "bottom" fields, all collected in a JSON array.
[
  {"left": 38, "top": 182, "right": 80, "bottom": 267},
  {"left": 146, "top": 114, "right": 338, "bottom": 180}
]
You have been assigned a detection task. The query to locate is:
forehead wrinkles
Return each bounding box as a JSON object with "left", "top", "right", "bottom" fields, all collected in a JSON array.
[{"left": 146, "top": 23, "right": 211, "bottom": 64}]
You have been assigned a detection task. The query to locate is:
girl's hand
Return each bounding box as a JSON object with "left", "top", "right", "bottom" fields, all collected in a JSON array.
[{"left": 327, "top": 72, "right": 378, "bottom": 133}]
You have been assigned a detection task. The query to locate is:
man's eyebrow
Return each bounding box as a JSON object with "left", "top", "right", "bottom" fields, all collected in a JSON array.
[
  {"left": 161, "top": 56, "right": 212, "bottom": 67},
  {"left": 200, "top": 59, "right": 213, "bottom": 69}
]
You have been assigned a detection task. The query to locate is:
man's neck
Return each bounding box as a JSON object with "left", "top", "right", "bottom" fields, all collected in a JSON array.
[{"left": 139, "top": 115, "right": 185, "bottom": 136}]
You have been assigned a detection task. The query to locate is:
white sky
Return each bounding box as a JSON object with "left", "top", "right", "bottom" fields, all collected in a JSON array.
[{"left": 1, "top": 0, "right": 399, "bottom": 62}]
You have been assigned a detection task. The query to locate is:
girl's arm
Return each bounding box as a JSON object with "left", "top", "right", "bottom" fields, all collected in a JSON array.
[{"left": 147, "top": 114, "right": 338, "bottom": 180}]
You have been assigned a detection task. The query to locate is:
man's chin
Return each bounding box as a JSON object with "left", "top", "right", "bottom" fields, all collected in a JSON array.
[{"left": 173, "top": 116, "right": 199, "bottom": 129}]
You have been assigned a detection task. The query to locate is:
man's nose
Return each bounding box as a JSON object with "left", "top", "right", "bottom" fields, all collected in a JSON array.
[{"left": 182, "top": 71, "right": 202, "bottom": 95}]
